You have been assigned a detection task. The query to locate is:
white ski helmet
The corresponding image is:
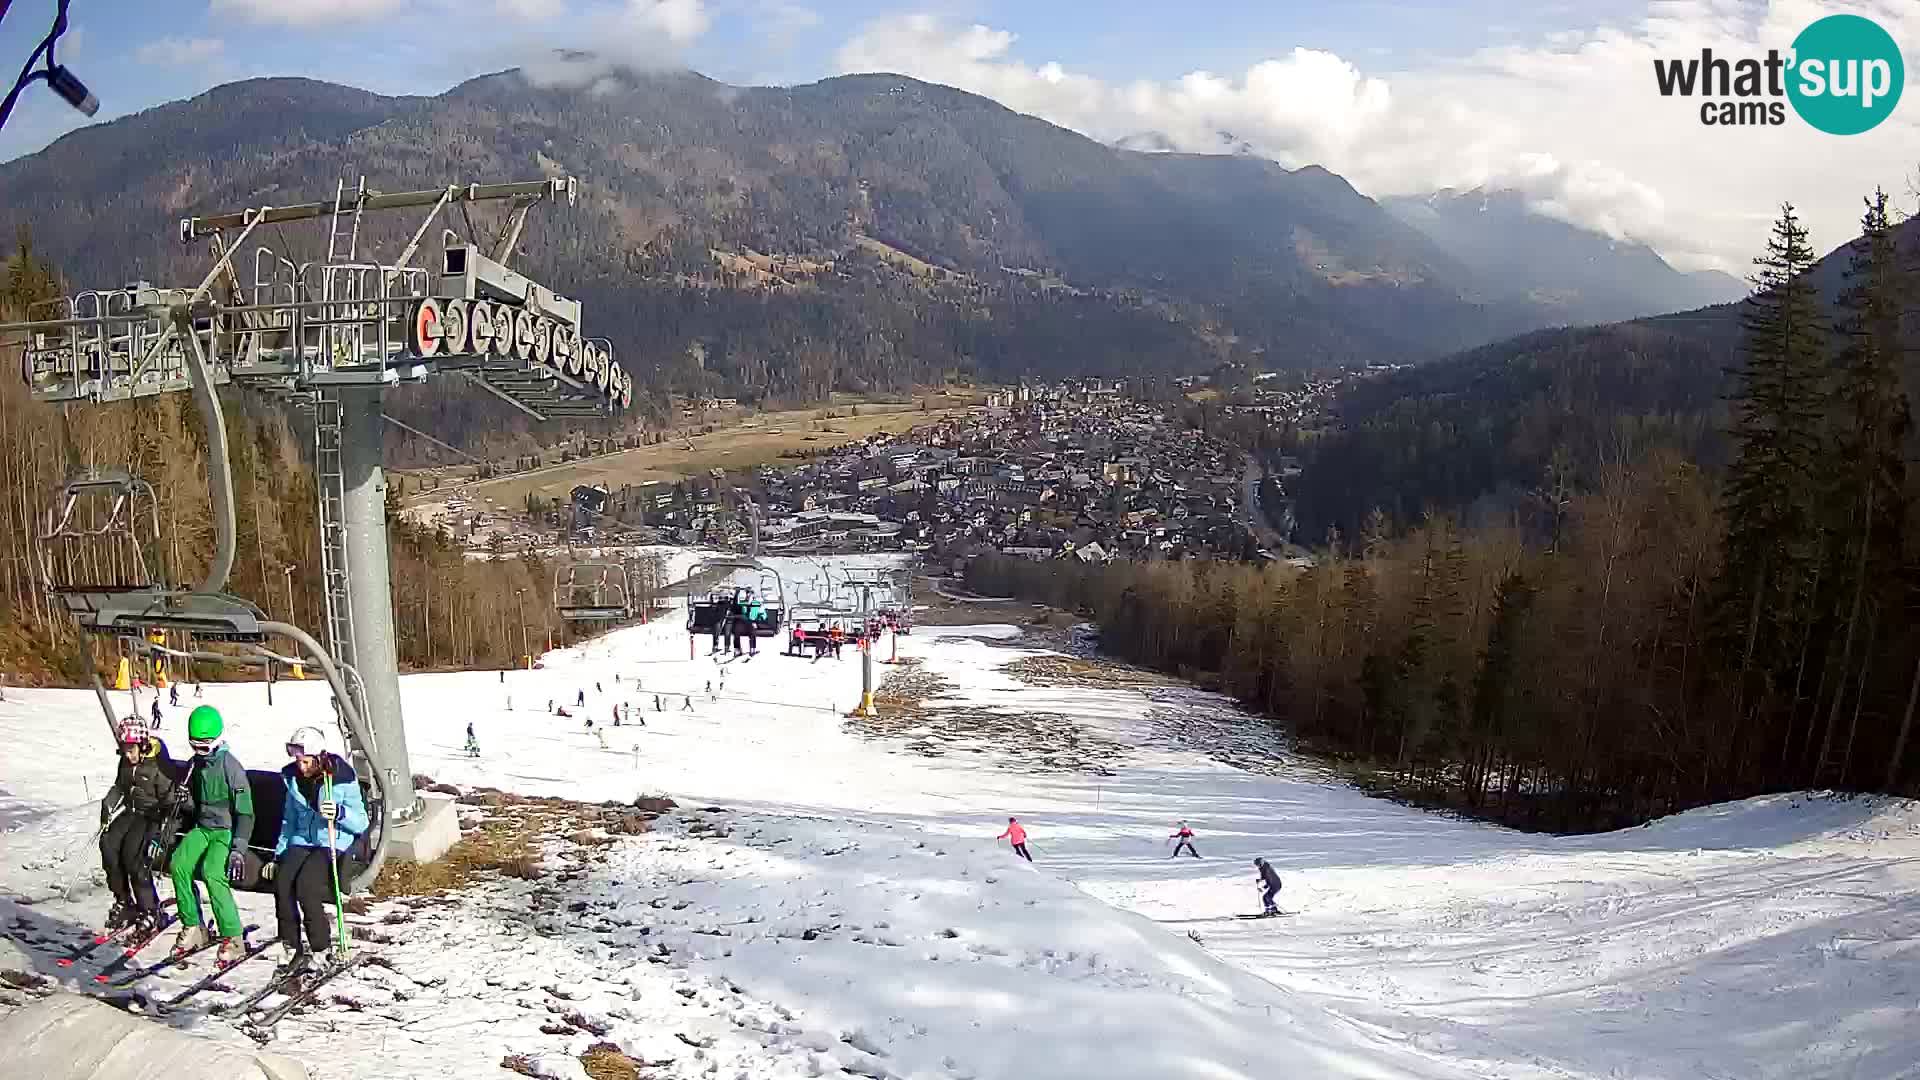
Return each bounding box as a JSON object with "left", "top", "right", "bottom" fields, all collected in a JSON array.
[{"left": 285, "top": 725, "right": 332, "bottom": 758}]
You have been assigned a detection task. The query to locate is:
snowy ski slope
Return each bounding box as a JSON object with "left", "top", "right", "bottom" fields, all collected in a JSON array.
[{"left": 1, "top": 588, "right": 1916, "bottom": 1078}]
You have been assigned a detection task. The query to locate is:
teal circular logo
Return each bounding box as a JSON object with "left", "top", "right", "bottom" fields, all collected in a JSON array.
[{"left": 1787, "top": 15, "right": 1904, "bottom": 135}]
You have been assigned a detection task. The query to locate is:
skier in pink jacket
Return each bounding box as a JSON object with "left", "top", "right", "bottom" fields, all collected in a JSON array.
[{"left": 998, "top": 817, "right": 1032, "bottom": 861}]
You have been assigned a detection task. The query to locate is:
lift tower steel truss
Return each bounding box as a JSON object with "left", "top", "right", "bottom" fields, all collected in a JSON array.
[{"left": 8, "top": 175, "right": 628, "bottom": 833}]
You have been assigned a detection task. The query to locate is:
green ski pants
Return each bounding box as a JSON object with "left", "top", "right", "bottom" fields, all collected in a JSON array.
[{"left": 169, "top": 826, "right": 240, "bottom": 938}]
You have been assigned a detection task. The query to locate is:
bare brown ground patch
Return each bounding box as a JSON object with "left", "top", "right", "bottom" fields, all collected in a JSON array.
[
  {"left": 850, "top": 657, "right": 1124, "bottom": 774},
  {"left": 373, "top": 784, "right": 672, "bottom": 899},
  {"left": 999, "top": 654, "right": 1178, "bottom": 690}
]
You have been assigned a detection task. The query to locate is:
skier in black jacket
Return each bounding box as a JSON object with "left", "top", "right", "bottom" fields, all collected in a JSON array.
[
  {"left": 1254, "top": 857, "right": 1283, "bottom": 915},
  {"left": 98, "top": 717, "right": 185, "bottom": 932}
]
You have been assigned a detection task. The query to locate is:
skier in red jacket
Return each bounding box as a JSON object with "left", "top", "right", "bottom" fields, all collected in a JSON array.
[
  {"left": 998, "top": 817, "right": 1032, "bottom": 861},
  {"left": 1169, "top": 821, "right": 1200, "bottom": 858}
]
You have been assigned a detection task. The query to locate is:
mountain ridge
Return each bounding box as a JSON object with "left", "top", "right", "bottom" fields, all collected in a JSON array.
[
  {"left": 1382, "top": 186, "right": 1749, "bottom": 326},
  {"left": 0, "top": 68, "right": 1742, "bottom": 446}
]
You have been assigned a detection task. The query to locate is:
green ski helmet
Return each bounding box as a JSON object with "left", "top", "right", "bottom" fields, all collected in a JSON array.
[{"left": 186, "top": 704, "right": 224, "bottom": 742}]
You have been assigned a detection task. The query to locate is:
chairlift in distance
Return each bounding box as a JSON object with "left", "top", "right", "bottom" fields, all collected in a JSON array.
[
  {"left": 553, "top": 560, "right": 632, "bottom": 622},
  {"left": 685, "top": 557, "right": 786, "bottom": 638}
]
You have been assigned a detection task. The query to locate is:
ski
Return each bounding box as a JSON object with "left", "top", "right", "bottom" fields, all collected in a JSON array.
[
  {"left": 58, "top": 898, "right": 178, "bottom": 968},
  {"left": 88, "top": 914, "right": 180, "bottom": 983},
  {"left": 1235, "top": 911, "right": 1291, "bottom": 919},
  {"left": 213, "top": 962, "right": 305, "bottom": 1017},
  {"left": 133, "top": 938, "right": 277, "bottom": 1014},
  {"left": 243, "top": 953, "right": 369, "bottom": 1039},
  {"left": 100, "top": 921, "right": 258, "bottom": 988}
]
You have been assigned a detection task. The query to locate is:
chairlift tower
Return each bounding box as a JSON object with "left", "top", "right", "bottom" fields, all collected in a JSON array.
[{"left": 6, "top": 175, "right": 628, "bottom": 864}]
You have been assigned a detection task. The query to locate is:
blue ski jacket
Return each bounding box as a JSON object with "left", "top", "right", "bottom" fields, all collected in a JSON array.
[{"left": 273, "top": 753, "right": 369, "bottom": 856}]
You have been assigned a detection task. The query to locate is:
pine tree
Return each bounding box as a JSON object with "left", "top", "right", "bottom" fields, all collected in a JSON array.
[
  {"left": 1470, "top": 572, "right": 1532, "bottom": 806},
  {"left": 1814, "top": 191, "right": 1911, "bottom": 785},
  {"left": 1716, "top": 204, "right": 1828, "bottom": 775}
]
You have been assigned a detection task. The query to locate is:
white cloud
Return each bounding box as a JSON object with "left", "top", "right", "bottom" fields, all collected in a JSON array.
[
  {"left": 751, "top": 0, "right": 819, "bottom": 52},
  {"left": 836, "top": 3, "right": 1920, "bottom": 271},
  {"left": 520, "top": 0, "right": 713, "bottom": 87},
  {"left": 208, "top": 0, "right": 403, "bottom": 26},
  {"left": 134, "top": 36, "right": 225, "bottom": 67},
  {"left": 497, "top": 0, "right": 568, "bottom": 17}
]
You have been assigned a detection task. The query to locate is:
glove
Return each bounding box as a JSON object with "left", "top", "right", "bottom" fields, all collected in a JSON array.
[
  {"left": 100, "top": 806, "right": 112, "bottom": 828},
  {"left": 226, "top": 849, "right": 246, "bottom": 884},
  {"left": 260, "top": 860, "right": 276, "bottom": 882},
  {"left": 145, "top": 837, "right": 165, "bottom": 864},
  {"left": 171, "top": 786, "right": 193, "bottom": 808},
  {"left": 318, "top": 799, "right": 338, "bottom": 823}
]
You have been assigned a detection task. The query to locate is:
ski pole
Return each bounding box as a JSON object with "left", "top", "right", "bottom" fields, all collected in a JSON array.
[
  {"left": 58, "top": 822, "right": 107, "bottom": 901},
  {"left": 325, "top": 773, "right": 347, "bottom": 962}
]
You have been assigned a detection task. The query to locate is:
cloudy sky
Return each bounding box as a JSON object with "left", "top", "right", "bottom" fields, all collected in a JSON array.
[{"left": 1, "top": 0, "right": 1914, "bottom": 271}]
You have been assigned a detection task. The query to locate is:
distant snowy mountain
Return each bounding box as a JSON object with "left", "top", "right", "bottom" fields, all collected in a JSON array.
[{"left": 1384, "top": 187, "right": 1748, "bottom": 325}]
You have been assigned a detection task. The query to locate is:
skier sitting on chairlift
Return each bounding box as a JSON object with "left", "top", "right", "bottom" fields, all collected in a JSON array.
[
  {"left": 168, "top": 706, "right": 254, "bottom": 964},
  {"left": 99, "top": 716, "right": 185, "bottom": 935},
  {"left": 262, "top": 726, "right": 368, "bottom": 979}
]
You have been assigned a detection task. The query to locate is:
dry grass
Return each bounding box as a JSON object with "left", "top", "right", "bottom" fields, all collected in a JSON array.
[
  {"left": 850, "top": 660, "right": 1126, "bottom": 773},
  {"left": 407, "top": 395, "right": 980, "bottom": 505},
  {"left": 373, "top": 783, "right": 673, "bottom": 899},
  {"left": 1000, "top": 654, "right": 1176, "bottom": 690},
  {"left": 581, "top": 1043, "right": 644, "bottom": 1080},
  {"left": 372, "top": 812, "right": 546, "bottom": 897}
]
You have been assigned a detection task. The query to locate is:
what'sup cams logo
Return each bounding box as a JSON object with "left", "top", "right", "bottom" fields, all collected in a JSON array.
[{"left": 1654, "top": 14, "right": 1904, "bottom": 133}]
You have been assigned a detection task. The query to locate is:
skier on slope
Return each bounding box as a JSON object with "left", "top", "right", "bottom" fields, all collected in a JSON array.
[
  {"left": 577, "top": 689, "right": 586, "bottom": 707},
  {"left": 1253, "top": 857, "right": 1282, "bottom": 915},
  {"left": 1169, "top": 821, "right": 1200, "bottom": 858},
  {"left": 682, "top": 695, "right": 693, "bottom": 712},
  {"left": 998, "top": 817, "right": 1033, "bottom": 861},
  {"left": 742, "top": 598, "right": 764, "bottom": 656},
  {"left": 262, "top": 726, "right": 368, "bottom": 978},
  {"left": 168, "top": 706, "right": 254, "bottom": 963},
  {"left": 98, "top": 716, "right": 185, "bottom": 933},
  {"left": 709, "top": 596, "right": 730, "bottom": 655},
  {"left": 465, "top": 721, "right": 480, "bottom": 757},
  {"left": 150, "top": 697, "right": 162, "bottom": 727},
  {"left": 169, "top": 684, "right": 179, "bottom": 708}
]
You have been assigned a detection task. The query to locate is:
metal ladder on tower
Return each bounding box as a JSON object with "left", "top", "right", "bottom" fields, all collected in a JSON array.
[
  {"left": 325, "top": 176, "right": 365, "bottom": 263},
  {"left": 323, "top": 178, "right": 367, "bottom": 370},
  {"left": 314, "top": 391, "right": 355, "bottom": 670}
]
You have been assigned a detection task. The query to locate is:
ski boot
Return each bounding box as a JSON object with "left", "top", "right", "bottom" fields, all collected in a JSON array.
[
  {"left": 171, "top": 924, "right": 209, "bottom": 957},
  {"left": 270, "top": 943, "right": 312, "bottom": 981},
  {"left": 128, "top": 906, "right": 161, "bottom": 935},
  {"left": 215, "top": 936, "right": 248, "bottom": 965},
  {"left": 104, "top": 900, "right": 133, "bottom": 931}
]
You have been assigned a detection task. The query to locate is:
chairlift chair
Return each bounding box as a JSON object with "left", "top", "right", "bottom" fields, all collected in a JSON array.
[
  {"left": 684, "top": 556, "right": 786, "bottom": 637},
  {"left": 126, "top": 632, "right": 387, "bottom": 896},
  {"left": 554, "top": 560, "right": 633, "bottom": 622}
]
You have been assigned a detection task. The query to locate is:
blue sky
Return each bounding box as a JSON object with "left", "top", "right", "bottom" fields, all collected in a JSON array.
[{"left": 1, "top": 0, "right": 1914, "bottom": 269}]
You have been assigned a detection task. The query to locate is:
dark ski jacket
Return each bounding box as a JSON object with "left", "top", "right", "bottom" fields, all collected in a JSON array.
[
  {"left": 103, "top": 736, "right": 185, "bottom": 821},
  {"left": 1256, "top": 860, "right": 1282, "bottom": 889}
]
